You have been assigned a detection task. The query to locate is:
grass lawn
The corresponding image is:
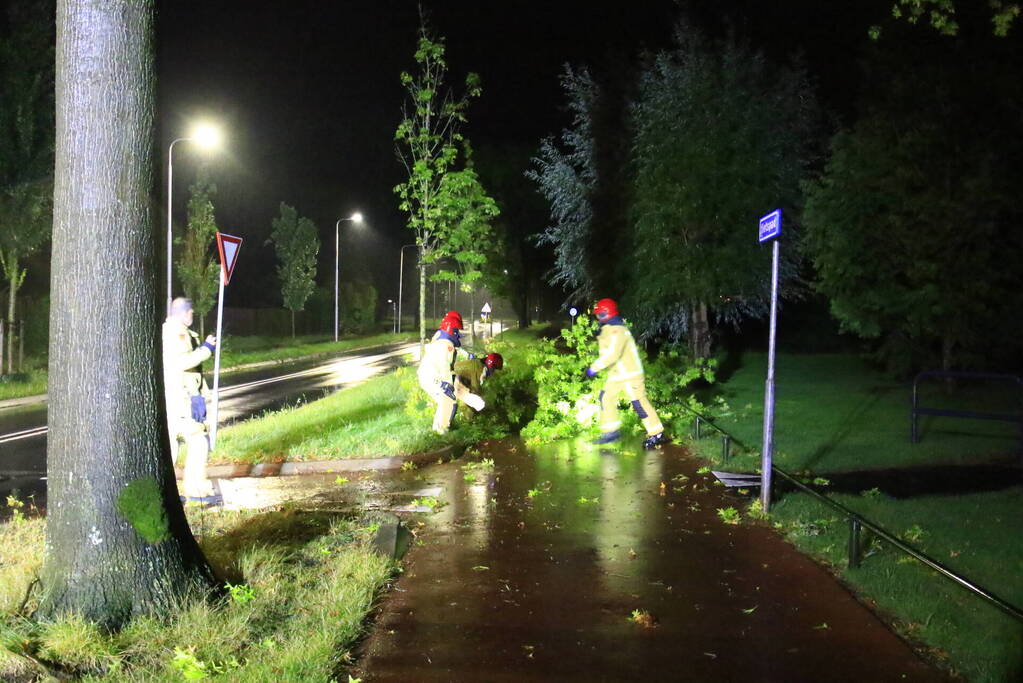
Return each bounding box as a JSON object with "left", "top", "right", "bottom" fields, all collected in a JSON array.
[
  {"left": 0, "top": 500, "right": 394, "bottom": 681},
  {"left": 693, "top": 351, "right": 1023, "bottom": 682},
  {"left": 212, "top": 326, "right": 544, "bottom": 465},
  {"left": 0, "top": 332, "right": 415, "bottom": 403}
]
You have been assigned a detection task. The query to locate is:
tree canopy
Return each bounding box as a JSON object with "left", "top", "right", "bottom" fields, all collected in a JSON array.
[{"left": 270, "top": 202, "right": 320, "bottom": 337}]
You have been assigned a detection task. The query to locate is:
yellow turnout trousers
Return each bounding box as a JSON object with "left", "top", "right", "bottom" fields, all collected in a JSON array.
[{"left": 599, "top": 376, "right": 663, "bottom": 437}]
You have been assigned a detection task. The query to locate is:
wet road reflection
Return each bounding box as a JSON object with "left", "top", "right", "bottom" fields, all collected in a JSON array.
[
  {"left": 356, "top": 438, "right": 941, "bottom": 682},
  {"left": 0, "top": 343, "right": 417, "bottom": 497}
]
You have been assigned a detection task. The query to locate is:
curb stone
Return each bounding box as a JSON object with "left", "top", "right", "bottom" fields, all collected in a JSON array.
[{"left": 175, "top": 445, "right": 461, "bottom": 480}]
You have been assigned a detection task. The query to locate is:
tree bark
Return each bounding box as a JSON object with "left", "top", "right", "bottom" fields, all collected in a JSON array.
[
  {"left": 4, "top": 253, "right": 21, "bottom": 374},
  {"left": 418, "top": 246, "right": 426, "bottom": 355},
  {"left": 42, "top": 0, "right": 216, "bottom": 628},
  {"left": 689, "top": 302, "right": 712, "bottom": 359}
]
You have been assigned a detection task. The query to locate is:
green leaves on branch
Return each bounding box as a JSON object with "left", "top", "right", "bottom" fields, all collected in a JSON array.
[
  {"left": 269, "top": 203, "right": 320, "bottom": 317},
  {"left": 177, "top": 169, "right": 220, "bottom": 328}
]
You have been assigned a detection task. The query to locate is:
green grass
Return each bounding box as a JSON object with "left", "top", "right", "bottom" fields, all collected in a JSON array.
[
  {"left": 0, "top": 502, "right": 394, "bottom": 681},
  {"left": 212, "top": 326, "right": 546, "bottom": 465},
  {"left": 694, "top": 351, "right": 1023, "bottom": 682},
  {"left": 213, "top": 370, "right": 448, "bottom": 463},
  {"left": 0, "top": 332, "right": 415, "bottom": 403},
  {"left": 698, "top": 352, "right": 1018, "bottom": 472},
  {"left": 217, "top": 332, "right": 416, "bottom": 370}
]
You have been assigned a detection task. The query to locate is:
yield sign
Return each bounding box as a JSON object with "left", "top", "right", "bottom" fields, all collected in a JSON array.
[{"left": 216, "top": 233, "right": 243, "bottom": 285}]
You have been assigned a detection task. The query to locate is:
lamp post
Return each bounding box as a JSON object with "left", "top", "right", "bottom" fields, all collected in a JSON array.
[
  {"left": 166, "top": 124, "right": 221, "bottom": 315},
  {"left": 397, "top": 243, "right": 417, "bottom": 333},
  {"left": 387, "top": 299, "right": 397, "bottom": 334},
  {"left": 334, "top": 212, "right": 363, "bottom": 342}
]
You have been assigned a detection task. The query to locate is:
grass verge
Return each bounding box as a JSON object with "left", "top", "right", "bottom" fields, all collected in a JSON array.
[
  {"left": 212, "top": 327, "right": 544, "bottom": 465},
  {"left": 0, "top": 498, "right": 395, "bottom": 681},
  {"left": 692, "top": 351, "right": 1023, "bottom": 682},
  {"left": 0, "top": 332, "right": 415, "bottom": 403}
]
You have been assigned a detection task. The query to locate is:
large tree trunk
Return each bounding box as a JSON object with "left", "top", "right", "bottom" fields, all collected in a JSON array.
[
  {"left": 42, "top": 0, "right": 217, "bottom": 628},
  {"left": 689, "top": 302, "right": 712, "bottom": 359}
]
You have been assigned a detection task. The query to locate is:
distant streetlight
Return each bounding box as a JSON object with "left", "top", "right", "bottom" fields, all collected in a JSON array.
[
  {"left": 166, "top": 123, "right": 222, "bottom": 314},
  {"left": 387, "top": 299, "right": 397, "bottom": 334},
  {"left": 397, "top": 244, "right": 417, "bottom": 334},
  {"left": 335, "top": 212, "right": 364, "bottom": 342}
]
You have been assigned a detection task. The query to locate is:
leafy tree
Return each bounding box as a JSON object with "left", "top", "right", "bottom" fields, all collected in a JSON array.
[
  {"left": 270, "top": 202, "right": 320, "bottom": 338},
  {"left": 628, "top": 23, "right": 817, "bottom": 356},
  {"left": 0, "top": 0, "right": 54, "bottom": 373},
  {"left": 872, "top": 0, "right": 1020, "bottom": 38},
  {"left": 340, "top": 278, "right": 377, "bottom": 334},
  {"left": 528, "top": 66, "right": 599, "bottom": 302},
  {"left": 803, "top": 51, "right": 1023, "bottom": 374},
  {"left": 177, "top": 168, "right": 219, "bottom": 336},
  {"left": 43, "top": 0, "right": 216, "bottom": 627},
  {"left": 394, "top": 20, "right": 496, "bottom": 346}
]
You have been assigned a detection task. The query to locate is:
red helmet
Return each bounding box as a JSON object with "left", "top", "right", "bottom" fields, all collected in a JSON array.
[
  {"left": 593, "top": 298, "right": 619, "bottom": 322},
  {"left": 484, "top": 353, "right": 504, "bottom": 371},
  {"left": 440, "top": 311, "right": 463, "bottom": 334}
]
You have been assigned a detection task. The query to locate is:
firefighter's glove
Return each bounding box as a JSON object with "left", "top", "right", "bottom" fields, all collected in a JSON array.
[
  {"left": 439, "top": 381, "right": 456, "bottom": 400},
  {"left": 190, "top": 395, "right": 208, "bottom": 422},
  {"left": 584, "top": 367, "right": 598, "bottom": 379},
  {"left": 202, "top": 335, "right": 217, "bottom": 353}
]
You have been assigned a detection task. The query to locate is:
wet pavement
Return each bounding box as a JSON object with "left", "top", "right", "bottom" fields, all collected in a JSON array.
[{"left": 354, "top": 438, "right": 943, "bottom": 682}]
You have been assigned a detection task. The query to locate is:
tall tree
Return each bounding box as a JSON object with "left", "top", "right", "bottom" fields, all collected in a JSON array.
[
  {"left": 177, "top": 167, "right": 219, "bottom": 337},
  {"left": 628, "top": 23, "right": 817, "bottom": 355},
  {"left": 528, "top": 66, "right": 599, "bottom": 303},
  {"left": 270, "top": 202, "right": 320, "bottom": 338},
  {"left": 394, "top": 20, "right": 495, "bottom": 346},
  {"left": 803, "top": 43, "right": 1023, "bottom": 374},
  {"left": 43, "top": 0, "right": 216, "bottom": 627},
  {"left": 0, "top": 0, "right": 54, "bottom": 374}
]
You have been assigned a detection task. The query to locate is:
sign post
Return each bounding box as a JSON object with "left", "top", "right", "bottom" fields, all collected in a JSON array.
[
  {"left": 209, "top": 232, "right": 242, "bottom": 450},
  {"left": 758, "top": 209, "right": 782, "bottom": 512}
]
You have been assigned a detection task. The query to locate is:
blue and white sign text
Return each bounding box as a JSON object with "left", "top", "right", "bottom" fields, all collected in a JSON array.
[{"left": 758, "top": 209, "right": 782, "bottom": 243}]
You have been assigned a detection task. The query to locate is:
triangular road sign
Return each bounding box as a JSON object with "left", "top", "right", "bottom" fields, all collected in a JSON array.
[{"left": 216, "top": 233, "right": 243, "bottom": 285}]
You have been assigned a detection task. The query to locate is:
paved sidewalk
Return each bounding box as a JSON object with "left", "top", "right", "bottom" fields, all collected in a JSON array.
[{"left": 355, "top": 438, "right": 942, "bottom": 682}]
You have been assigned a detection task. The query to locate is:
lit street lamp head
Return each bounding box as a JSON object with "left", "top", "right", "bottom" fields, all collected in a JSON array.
[
  {"left": 191, "top": 124, "right": 221, "bottom": 148},
  {"left": 350, "top": 212, "right": 363, "bottom": 223}
]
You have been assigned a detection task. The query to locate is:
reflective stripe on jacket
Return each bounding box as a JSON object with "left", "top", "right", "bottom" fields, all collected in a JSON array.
[{"left": 590, "top": 323, "right": 644, "bottom": 381}]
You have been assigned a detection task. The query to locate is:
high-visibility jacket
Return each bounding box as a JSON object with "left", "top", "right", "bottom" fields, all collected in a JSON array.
[
  {"left": 454, "top": 358, "right": 487, "bottom": 394},
  {"left": 418, "top": 331, "right": 470, "bottom": 386},
  {"left": 589, "top": 322, "right": 644, "bottom": 382},
  {"left": 162, "top": 318, "right": 211, "bottom": 424}
]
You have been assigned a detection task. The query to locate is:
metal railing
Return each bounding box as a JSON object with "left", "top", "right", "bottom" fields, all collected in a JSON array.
[
  {"left": 688, "top": 412, "right": 1023, "bottom": 623},
  {"left": 911, "top": 371, "right": 1023, "bottom": 453}
]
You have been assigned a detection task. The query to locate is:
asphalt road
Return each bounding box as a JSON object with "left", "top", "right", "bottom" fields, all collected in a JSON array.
[{"left": 0, "top": 342, "right": 418, "bottom": 500}]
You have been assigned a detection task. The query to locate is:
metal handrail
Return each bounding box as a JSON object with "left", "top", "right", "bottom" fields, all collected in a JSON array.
[
  {"left": 690, "top": 412, "right": 1023, "bottom": 623},
  {"left": 772, "top": 467, "right": 1023, "bottom": 623}
]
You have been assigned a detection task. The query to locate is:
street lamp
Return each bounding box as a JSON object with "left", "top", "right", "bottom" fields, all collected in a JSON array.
[
  {"left": 335, "top": 212, "right": 363, "bottom": 342},
  {"left": 387, "top": 299, "right": 397, "bottom": 334},
  {"left": 166, "top": 124, "right": 221, "bottom": 314},
  {"left": 397, "top": 244, "right": 417, "bottom": 334}
]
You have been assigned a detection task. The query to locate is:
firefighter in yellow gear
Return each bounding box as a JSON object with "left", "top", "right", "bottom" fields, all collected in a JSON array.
[
  {"left": 454, "top": 353, "right": 503, "bottom": 421},
  {"left": 163, "top": 297, "right": 219, "bottom": 502},
  {"left": 418, "top": 311, "right": 485, "bottom": 434},
  {"left": 585, "top": 298, "right": 667, "bottom": 449}
]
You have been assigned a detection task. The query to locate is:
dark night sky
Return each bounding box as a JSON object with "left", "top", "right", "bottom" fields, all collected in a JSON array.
[{"left": 153, "top": 1, "right": 878, "bottom": 306}]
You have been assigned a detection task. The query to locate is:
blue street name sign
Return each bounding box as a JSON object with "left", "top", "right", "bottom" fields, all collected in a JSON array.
[{"left": 758, "top": 209, "right": 782, "bottom": 243}]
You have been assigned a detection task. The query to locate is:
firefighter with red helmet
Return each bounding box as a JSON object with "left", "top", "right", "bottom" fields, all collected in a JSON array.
[
  {"left": 584, "top": 298, "right": 667, "bottom": 449},
  {"left": 418, "top": 311, "right": 485, "bottom": 434},
  {"left": 454, "top": 352, "right": 503, "bottom": 421}
]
